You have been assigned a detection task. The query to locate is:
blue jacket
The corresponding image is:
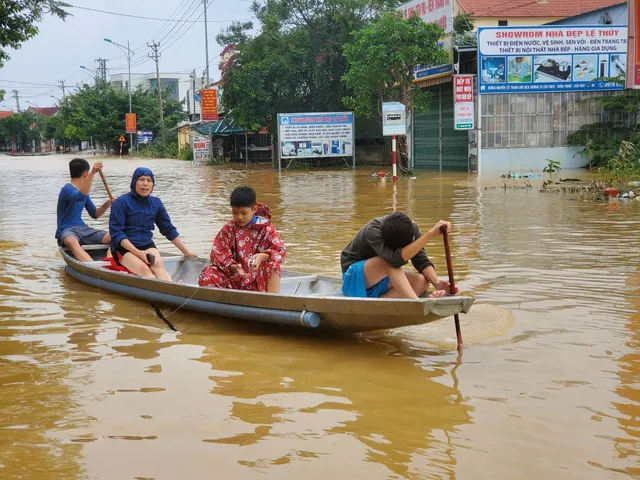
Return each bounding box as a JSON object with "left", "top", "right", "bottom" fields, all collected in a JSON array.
[{"left": 109, "top": 167, "right": 179, "bottom": 252}]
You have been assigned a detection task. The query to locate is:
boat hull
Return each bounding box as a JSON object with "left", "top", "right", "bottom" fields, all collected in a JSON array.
[{"left": 60, "top": 247, "right": 474, "bottom": 333}]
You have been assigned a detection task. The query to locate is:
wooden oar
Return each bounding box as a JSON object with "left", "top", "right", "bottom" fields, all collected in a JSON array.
[
  {"left": 98, "top": 170, "right": 114, "bottom": 200},
  {"left": 440, "top": 225, "right": 463, "bottom": 349}
]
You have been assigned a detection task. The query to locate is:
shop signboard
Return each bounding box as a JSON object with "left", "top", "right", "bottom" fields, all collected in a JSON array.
[{"left": 478, "top": 25, "right": 627, "bottom": 94}]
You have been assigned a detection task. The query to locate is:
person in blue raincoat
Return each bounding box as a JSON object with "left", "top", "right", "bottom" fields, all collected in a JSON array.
[{"left": 109, "top": 167, "right": 196, "bottom": 281}]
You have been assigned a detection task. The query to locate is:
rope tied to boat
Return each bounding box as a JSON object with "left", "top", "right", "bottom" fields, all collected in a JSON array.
[{"left": 153, "top": 284, "right": 202, "bottom": 324}]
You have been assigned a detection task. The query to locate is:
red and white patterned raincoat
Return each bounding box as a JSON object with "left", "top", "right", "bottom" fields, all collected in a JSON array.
[{"left": 198, "top": 203, "right": 286, "bottom": 291}]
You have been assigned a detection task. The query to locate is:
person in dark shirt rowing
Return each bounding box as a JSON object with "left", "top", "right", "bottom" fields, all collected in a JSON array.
[{"left": 340, "top": 212, "right": 459, "bottom": 299}]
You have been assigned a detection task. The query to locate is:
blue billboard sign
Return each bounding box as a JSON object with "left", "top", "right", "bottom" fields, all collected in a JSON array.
[
  {"left": 137, "top": 131, "right": 153, "bottom": 144},
  {"left": 478, "top": 26, "right": 628, "bottom": 94}
]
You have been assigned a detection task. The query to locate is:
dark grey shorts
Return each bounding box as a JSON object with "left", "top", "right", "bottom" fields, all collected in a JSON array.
[{"left": 58, "top": 225, "right": 107, "bottom": 247}]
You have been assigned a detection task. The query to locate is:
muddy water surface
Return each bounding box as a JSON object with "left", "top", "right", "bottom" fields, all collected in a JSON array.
[{"left": 0, "top": 156, "right": 638, "bottom": 479}]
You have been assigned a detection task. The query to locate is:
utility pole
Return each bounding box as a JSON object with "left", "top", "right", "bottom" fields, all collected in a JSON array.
[
  {"left": 13, "top": 90, "right": 20, "bottom": 112},
  {"left": 148, "top": 42, "right": 165, "bottom": 135},
  {"left": 203, "top": 0, "right": 210, "bottom": 86},
  {"left": 191, "top": 69, "right": 197, "bottom": 120},
  {"left": 59, "top": 80, "right": 66, "bottom": 99},
  {"left": 95, "top": 58, "right": 107, "bottom": 81}
]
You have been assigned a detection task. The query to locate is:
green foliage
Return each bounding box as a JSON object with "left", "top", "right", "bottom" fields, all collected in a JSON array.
[
  {"left": 217, "top": 0, "right": 398, "bottom": 131},
  {"left": 0, "top": 1, "right": 69, "bottom": 102},
  {"left": 600, "top": 140, "right": 640, "bottom": 184},
  {"left": 0, "top": 110, "right": 42, "bottom": 148},
  {"left": 137, "top": 140, "right": 180, "bottom": 159},
  {"left": 342, "top": 12, "right": 448, "bottom": 118},
  {"left": 567, "top": 82, "right": 640, "bottom": 168},
  {"left": 453, "top": 13, "right": 474, "bottom": 35},
  {"left": 543, "top": 159, "right": 562, "bottom": 173},
  {"left": 56, "top": 79, "right": 185, "bottom": 149},
  {"left": 179, "top": 144, "right": 193, "bottom": 161}
]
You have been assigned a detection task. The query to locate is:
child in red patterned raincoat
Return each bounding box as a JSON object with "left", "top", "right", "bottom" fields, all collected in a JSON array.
[{"left": 198, "top": 186, "right": 286, "bottom": 293}]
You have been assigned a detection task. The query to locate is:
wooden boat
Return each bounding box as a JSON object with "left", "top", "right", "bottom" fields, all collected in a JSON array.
[{"left": 60, "top": 246, "right": 474, "bottom": 333}]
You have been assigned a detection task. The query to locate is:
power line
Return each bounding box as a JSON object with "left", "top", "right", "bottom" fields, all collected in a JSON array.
[
  {"left": 66, "top": 3, "right": 250, "bottom": 23},
  {"left": 0, "top": 79, "right": 58, "bottom": 87}
]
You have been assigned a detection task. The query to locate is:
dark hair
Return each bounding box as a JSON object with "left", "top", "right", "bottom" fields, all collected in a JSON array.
[
  {"left": 230, "top": 186, "right": 257, "bottom": 208},
  {"left": 69, "top": 158, "right": 90, "bottom": 179},
  {"left": 381, "top": 212, "right": 415, "bottom": 250}
]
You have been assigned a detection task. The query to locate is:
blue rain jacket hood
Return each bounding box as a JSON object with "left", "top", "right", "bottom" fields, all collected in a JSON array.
[
  {"left": 109, "top": 168, "right": 179, "bottom": 252},
  {"left": 130, "top": 167, "right": 155, "bottom": 198}
]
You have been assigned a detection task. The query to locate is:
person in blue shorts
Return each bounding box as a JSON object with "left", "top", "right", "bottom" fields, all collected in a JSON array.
[
  {"left": 340, "top": 212, "right": 459, "bottom": 299},
  {"left": 55, "top": 159, "right": 115, "bottom": 262}
]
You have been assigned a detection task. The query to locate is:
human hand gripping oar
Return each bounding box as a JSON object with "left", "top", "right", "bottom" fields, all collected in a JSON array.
[{"left": 440, "top": 225, "right": 463, "bottom": 350}]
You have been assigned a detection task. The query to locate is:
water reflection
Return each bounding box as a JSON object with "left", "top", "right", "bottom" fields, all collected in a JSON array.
[{"left": 0, "top": 156, "right": 639, "bottom": 478}]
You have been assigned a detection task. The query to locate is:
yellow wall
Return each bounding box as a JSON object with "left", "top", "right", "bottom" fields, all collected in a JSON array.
[
  {"left": 178, "top": 126, "right": 191, "bottom": 152},
  {"left": 472, "top": 17, "right": 563, "bottom": 28}
]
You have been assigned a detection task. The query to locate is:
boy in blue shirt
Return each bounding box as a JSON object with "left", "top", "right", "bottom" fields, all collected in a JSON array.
[{"left": 55, "top": 159, "right": 115, "bottom": 262}]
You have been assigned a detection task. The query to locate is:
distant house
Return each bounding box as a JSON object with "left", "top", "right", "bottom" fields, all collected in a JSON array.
[
  {"left": 0, "top": 111, "right": 13, "bottom": 119},
  {"left": 27, "top": 106, "right": 59, "bottom": 117},
  {"left": 456, "top": 0, "right": 626, "bottom": 28}
]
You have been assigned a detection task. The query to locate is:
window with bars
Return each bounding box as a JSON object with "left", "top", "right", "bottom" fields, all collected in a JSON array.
[{"left": 481, "top": 91, "right": 628, "bottom": 149}]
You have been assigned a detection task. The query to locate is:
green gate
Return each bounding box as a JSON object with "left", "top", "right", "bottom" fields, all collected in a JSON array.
[{"left": 414, "top": 82, "right": 469, "bottom": 171}]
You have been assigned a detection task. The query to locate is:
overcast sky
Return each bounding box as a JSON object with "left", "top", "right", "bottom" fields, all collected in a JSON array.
[{"left": 0, "top": 0, "right": 256, "bottom": 110}]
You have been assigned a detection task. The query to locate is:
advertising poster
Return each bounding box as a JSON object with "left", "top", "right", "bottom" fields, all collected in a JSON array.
[
  {"left": 192, "top": 135, "right": 210, "bottom": 163},
  {"left": 200, "top": 89, "right": 218, "bottom": 121},
  {"left": 399, "top": 0, "right": 453, "bottom": 81},
  {"left": 137, "top": 131, "right": 153, "bottom": 145},
  {"left": 125, "top": 113, "right": 136, "bottom": 134},
  {"left": 453, "top": 75, "right": 474, "bottom": 130},
  {"left": 478, "top": 26, "right": 628, "bottom": 94},
  {"left": 278, "top": 112, "right": 354, "bottom": 159}
]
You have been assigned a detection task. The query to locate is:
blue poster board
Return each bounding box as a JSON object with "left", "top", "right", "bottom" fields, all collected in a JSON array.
[
  {"left": 137, "top": 131, "right": 153, "bottom": 144},
  {"left": 477, "top": 25, "right": 628, "bottom": 94}
]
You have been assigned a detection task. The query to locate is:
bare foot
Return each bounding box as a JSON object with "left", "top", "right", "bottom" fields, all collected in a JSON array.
[
  {"left": 177, "top": 279, "right": 184, "bottom": 284},
  {"left": 428, "top": 290, "right": 446, "bottom": 298}
]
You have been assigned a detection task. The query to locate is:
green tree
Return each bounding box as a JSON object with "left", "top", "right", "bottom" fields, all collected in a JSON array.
[
  {"left": 0, "top": 1, "right": 69, "bottom": 101},
  {"left": 342, "top": 11, "right": 447, "bottom": 118},
  {"left": 59, "top": 79, "right": 186, "bottom": 150},
  {"left": 0, "top": 110, "right": 42, "bottom": 150},
  {"left": 217, "top": 0, "right": 398, "bottom": 131}
]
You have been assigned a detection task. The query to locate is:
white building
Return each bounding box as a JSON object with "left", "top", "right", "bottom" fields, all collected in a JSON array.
[{"left": 109, "top": 73, "right": 192, "bottom": 106}]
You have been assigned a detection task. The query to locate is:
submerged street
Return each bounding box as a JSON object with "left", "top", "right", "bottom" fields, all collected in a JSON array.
[{"left": 0, "top": 156, "right": 638, "bottom": 478}]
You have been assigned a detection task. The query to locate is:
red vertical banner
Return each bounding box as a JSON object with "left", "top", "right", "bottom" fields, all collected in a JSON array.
[
  {"left": 200, "top": 89, "right": 219, "bottom": 121},
  {"left": 126, "top": 113, "right": 137, "bottom": 133}
]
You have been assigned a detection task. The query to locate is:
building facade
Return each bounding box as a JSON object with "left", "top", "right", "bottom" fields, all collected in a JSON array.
[
  {"left": 109, "top": 73, "right": 191, "bottom": 104},
  {"left": 406, "top": 0, "right": 630, "bottom": 172}
]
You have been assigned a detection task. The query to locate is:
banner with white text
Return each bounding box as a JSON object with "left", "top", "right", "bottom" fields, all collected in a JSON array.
[
  {"left": 278, "top": 112, "right": 354, "bottom": 159},
  {"left": 478, "top": 26, "right": 628, "bottom": 94}
]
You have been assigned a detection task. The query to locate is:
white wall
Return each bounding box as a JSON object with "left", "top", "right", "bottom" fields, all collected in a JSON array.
[{"left": 482, "top": 146, "right": 589, "bottom": 172}]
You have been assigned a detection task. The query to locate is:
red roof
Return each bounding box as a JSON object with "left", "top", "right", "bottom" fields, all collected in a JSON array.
[
  {"left": 457, "top": 0, "right": 624, "bottom": 18},
  {"left": 0, "top": 111, "right": 13, "bottom": 119},
  {"left": 28, "top": 106, "right": 59, "bottom": 117}
]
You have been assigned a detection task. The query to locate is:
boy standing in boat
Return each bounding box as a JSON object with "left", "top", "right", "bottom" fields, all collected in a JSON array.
[
  {"left": 341, "top": 212, "right": 458, "bottom": 299},
  {"left": 198, "top": 186, "right": 286, "bottom": 293},
  {"left": 55, "top": 159, "right": 114, "bottom": 262}
]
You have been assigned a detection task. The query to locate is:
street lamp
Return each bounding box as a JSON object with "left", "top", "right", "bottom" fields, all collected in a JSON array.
[
  {"left": 80, "top": 65, "right": 99, "bottom": 77},
  {"left": 105, "top": 37, "right": 135, "bottom": 151}
]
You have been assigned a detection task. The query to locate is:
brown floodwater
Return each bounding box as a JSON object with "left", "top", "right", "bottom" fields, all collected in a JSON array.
[{"left": 0, "top": 155, "right": 638, "bottom": 479}]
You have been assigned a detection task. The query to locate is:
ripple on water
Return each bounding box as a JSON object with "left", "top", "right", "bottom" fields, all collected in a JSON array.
[{"left": 0, "top": 157, "right": 638, "bottom": 479}]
